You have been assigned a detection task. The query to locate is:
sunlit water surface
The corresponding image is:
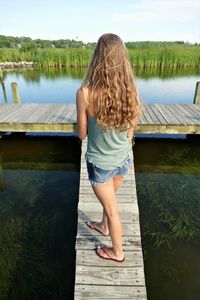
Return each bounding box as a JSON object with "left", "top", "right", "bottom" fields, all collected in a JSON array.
[{"left": 1, "top": 68, "right": 199, "bottom": 104}]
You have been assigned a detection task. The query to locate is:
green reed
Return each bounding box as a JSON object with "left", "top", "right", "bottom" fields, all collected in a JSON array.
[{"left": 0, "top": 44, "right": 199, "bottom": 69}]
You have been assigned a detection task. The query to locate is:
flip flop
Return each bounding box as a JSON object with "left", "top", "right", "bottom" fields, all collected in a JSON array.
[
  {"left": 86, "top": 221, "right": 109, "bottom": 236},
  {"left": 95, "top": 246, "right": 125, "bottom": 263}
]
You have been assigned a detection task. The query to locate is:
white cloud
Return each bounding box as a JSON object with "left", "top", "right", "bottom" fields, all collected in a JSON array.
[{"left": 112, "top": 0, "right": 200, "bottom": 23}]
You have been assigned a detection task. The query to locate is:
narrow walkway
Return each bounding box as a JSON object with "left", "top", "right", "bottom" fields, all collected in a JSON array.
[{"left": 74, "top": 139, "right": 147, "bottom": 299}]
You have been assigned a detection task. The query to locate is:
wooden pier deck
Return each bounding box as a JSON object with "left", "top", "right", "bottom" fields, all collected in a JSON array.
[
  {"left": 0, "top": 103, "right": 200, "bottom": 134},
  {"left": 75, "top": 139, "right": 147, "bottom": 299}
]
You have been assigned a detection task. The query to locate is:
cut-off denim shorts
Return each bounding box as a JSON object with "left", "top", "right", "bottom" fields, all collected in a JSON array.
[{"left": 86, "top": 157, "right": 133, "bottom": 186}]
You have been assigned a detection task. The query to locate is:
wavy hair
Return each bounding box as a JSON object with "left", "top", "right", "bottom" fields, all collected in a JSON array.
[{"left": 82, "top": 33, "right": 141, "bottom": 131}]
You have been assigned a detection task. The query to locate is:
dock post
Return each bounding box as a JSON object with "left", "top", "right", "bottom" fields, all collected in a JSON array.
[
  {"left": 1, "top": 82, "right": 7, "bottom": 103},
  {"left": 193, "top": 81, "right": 200, "bottom": 104},
  {"left": 11, "top": 82, "right": 21, "bottom": 103},
  {"left": 0, "top": 70, "right": 7, "bottom": 103}
]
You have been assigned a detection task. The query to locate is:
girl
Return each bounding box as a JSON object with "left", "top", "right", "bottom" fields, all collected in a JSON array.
[{"left": 76, "top": 33, "right": 141, "bottom": 262}]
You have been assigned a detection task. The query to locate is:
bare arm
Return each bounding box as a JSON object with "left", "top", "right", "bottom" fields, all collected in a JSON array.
[
  {"left": 127, "top": 91, "right": 141, "bottom": 139},
  {"left": 76, "top": 88, "right": 88, "bottom": 140}
]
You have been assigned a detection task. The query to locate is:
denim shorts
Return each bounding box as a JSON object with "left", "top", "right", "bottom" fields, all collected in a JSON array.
[{"left": 86, "top": 158, "right": 132, "bottom": 185}]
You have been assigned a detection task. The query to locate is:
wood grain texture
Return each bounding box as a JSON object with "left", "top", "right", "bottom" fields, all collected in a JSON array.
[
  {"left": 74, "top": 285, "right": 147, "bottom": 299},
  {"left": 76, "top": 249, "right": 143, "bottom": 267},
  {"left": 0, "top": 103, "right": 199, "bottom": 134}
]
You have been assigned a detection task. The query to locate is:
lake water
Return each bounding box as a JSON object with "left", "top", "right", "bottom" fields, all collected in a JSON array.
[
  {"left": 134, "top": 137, "right": 200, "bottom": 300},
  {"left": 0, "top": 133, "right": 199, "bottom": 300},
  {"left": 0, "top": 134, "right": 80, "bottom": 300},
  {"left": 1, "top": 68, "right": 200, "bottom": 104}
]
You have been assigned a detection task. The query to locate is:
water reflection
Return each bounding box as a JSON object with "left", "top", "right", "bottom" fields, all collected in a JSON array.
[
  {"left": 0, "top": 68, "right": 199, "bottom": 104},
  {"left": 0, "top": 134, "right": 81, "bottom": 300},
  {"left": 134, "top": 136, "right": 200, "bottom": 300}
]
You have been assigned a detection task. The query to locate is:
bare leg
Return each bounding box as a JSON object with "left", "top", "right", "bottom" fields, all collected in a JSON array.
[
  {"left": 91, "top": 178, "right": 124, "bottom": 260},
  {"left": 92, "top": 175, "right": 124, "bottom": 235},
  {"left": 113, "top": 175, "right": 124, "bottom": 191}
]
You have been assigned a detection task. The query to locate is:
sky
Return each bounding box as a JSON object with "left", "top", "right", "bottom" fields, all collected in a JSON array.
[{"left": 0, "top": 0, "right": 199, "bottom": 43}]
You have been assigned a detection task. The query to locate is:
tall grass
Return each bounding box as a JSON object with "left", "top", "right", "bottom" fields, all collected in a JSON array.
[{"left": 0, "top": 45, "right": 199, "bottom": 69}]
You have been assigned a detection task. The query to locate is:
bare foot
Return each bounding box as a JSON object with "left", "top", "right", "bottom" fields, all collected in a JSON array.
[
  {"left": 96, "top": 246, "right": 125, "bottom": 262},
  {"left": 86, "top": 221, "right": 109, "bottom": 236}
]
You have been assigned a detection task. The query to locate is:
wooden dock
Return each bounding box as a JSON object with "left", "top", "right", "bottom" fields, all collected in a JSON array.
[
  {"left": 0, "top": 103, "right": 200, "bottom": 134},
  {"left": 0, "top": 102, "right": 200, "bottom": 299},
  {"left": 75, "top": 139, "right": 147, "bottom": 299}
]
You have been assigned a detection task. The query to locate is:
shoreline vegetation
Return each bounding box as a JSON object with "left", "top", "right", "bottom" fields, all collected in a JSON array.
[{"left": 0, "top": 35, "right": 199, "bottom": 69}]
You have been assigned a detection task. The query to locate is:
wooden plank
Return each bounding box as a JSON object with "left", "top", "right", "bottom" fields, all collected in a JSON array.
[
  {"left": 149, "top": 104, "right": 168, "bottom": 124},
  {"left": 14, "top": 104, "right": 49, "bottom": 123},
  {"left": 139, "top": 109, "right": 148, "bottom": 124},
  {"left": 142, "top": 105, "right": 155, "bottom": 124},
  {"left": 166, "top": 104, "right": 189, "bottom": 125},
  {"left": 165, "top": 104, "right": 187, "bottom": 124},
  {"left": 136, "top": 123, "right": 200, "bottom": 134},
  {"left": 75, "top": 265, "right": 145, "bottom": 286},
  {"left": 27, "top": 104, "right": 52, "bottom": 123},
  {"left": 154, "top": 104, "right": 175, "bottom": 124},
  {"left": 0, "top": 122, "right": 76, "bottom": 132},
  {"left": 74, "top": 285, "right": 147, "bottom": 300},
  {"left": 0, "top": 104, "right": 34, "bottom": 122},
  {"left": 175, "top": 104, "right": 200, "bottom": 125},
  {"left": 185, "top": 105, "right": 200, "bottom": 124},
  {"left": 78, "top": 202, "right": 139, "bottom": 213},
  {"left": 156, "top": 104, "right": 181, "bottom": 124},
  {"left": 79, "top": 186, "right": 136, "bottom": 196},
  {"left": 77, "top": 210, "right": 139, "bottom": 223},
  {"left": 77, "top": 222, "right": 140, "bottom": 237},
  {"left": 35, "top": 104, "right": 61, "bottom": 123},
  {"left": 76, "top": 249, "right": 143, "bottom": 267},
  {"left": 193, "top": 104, "right": 200, "bottom": 113},
  {"left": 75, "top": 235, "right": 142, "bottom": 251},
  {"left": 145, "top": 104, "right": 162, "bottom": 124},
  {"left": 78, "top": 193, "right": 137, "bottom": 203},
  {"left": 0, "top": 104, "right": 21, "bottom": 118}
]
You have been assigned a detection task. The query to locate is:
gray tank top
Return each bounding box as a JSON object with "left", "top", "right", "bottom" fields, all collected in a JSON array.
[{"left": 85, "top": 116, "right": 132, "bottom": 170}]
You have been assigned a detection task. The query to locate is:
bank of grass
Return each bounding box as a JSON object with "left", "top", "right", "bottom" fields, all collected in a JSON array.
[{"left": 0, "top": 44, "right": 199, "bottom": 69}]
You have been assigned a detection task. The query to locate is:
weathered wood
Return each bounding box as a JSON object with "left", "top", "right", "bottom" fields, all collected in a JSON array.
[
  {"left": 77, "top": 193, "right": 137, "bottom": 203},
  {"left": 75, "top": 139, "right": 147, "bottom": 300},
  {"left": 78, "top": 210, "right": 140, "bottom": 223},
  {"left": 78, "top": 202, "right": 139, "bottom": 214},
  {"left": 76, "top": 249, "right": 143, "bottom": 266},
  {"left": 1, "top": 81, "right": 7, "bottom": 103},
  {"left": 194, "top": 81, "right": 200, "bottom": 104},
  {"left": 77, "top": 222, "right": 140, "bottom": 237},
  {"left": 76, "top": 235, "right": 142, "bottom": 251},
  {"left": 75, "top": 266, "right": 145, "bottom": 285},
  {"left": 0, "top": 103, "right": 200, "bottom": 134},
  {"left": 75, "top": 285, "right": 147, "bottom": 299},
  {"left": 11, "top": 82, "right": 21, "bottom": 103}
]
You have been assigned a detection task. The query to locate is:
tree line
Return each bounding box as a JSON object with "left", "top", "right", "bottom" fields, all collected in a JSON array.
[{"left": 0, "top": 34, "right": 199, "bottom": 51}]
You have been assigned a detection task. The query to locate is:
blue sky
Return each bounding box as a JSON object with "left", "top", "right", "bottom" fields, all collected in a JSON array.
[{"left": 0, "top": 0, "right": 199, "bottom": 43}]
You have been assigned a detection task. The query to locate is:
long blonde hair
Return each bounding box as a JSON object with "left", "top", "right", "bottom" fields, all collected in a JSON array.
[{"left": 82, "top": 33, "right": 141, "bottom": 131}]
